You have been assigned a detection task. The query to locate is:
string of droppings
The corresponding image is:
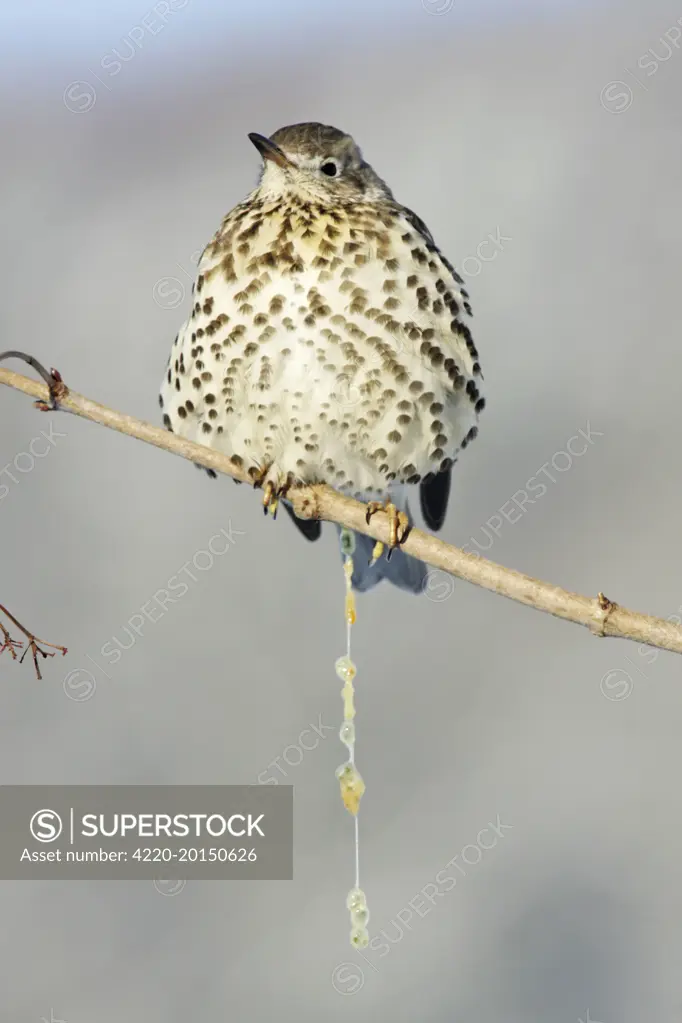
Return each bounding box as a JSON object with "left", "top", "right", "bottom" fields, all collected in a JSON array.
[{"left": 335, "top": 528, "right": 370, "bottom": 949}]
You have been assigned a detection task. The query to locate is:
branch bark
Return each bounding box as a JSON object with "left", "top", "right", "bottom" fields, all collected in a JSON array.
[{"left": 2, "top": 355, "right": 681, "bottom": 657}]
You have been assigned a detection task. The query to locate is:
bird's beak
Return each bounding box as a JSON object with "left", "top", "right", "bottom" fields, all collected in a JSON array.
[{"left": 248, "top": 132, "right": 292, "bottom": 170}]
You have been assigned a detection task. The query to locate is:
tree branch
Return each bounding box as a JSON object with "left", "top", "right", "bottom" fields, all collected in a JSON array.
[
  {"left": 2, "top": 353, "right": 681, "bottom": 657},
  {"left": 0, "top": 604, "right": 67, "bottom": 679}
]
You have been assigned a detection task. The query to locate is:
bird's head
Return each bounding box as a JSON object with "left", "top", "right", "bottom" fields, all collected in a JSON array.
[{"left": 248, "top": 122, "right": 393, "bottom": 205}]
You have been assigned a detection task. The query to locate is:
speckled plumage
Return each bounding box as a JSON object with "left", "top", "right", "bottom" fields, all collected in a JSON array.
[{"left": 159, "top": 122, "right": 485, "bottom": 592}]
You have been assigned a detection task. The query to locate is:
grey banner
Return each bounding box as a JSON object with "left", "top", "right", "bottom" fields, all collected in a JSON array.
[{"left": 0, "top": 786, "right": 292, "bottom": 879}]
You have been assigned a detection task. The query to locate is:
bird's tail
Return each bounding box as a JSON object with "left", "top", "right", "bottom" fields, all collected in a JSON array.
[{"left": 336, "top": 493, "right": 428, "bottom": 595}]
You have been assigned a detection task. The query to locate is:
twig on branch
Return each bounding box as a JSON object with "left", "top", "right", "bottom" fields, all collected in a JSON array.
[
  {"left": 0, "top": 619, "right": 23, "bottom": 661},
  {"left": 2, "top": 353, "right": 682, "bottom": 657},
  {"left": 0, "top": 350, "right": 68, "bottom": 410},
  {"left": 0, "top": 604, "right": 67, "bottom": 680}
]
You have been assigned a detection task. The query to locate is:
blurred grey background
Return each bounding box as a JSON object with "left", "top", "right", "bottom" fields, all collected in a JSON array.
[{"left": 1, "top": 0, "right": 682, "bottom": 1019}]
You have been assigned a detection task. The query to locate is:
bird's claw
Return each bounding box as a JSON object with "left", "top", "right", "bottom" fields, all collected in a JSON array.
[
  {"left": 262, "top": 480, "right": 277, "bottom": 516},
  {"left": 365, "top": 500, "right": 410, "bottom": 559},
  {"left": 260, "top": 470, "right": 294, "bottom": 519},
  {"left": 369, "top": 540, "right": 384, "bottom": 566}
]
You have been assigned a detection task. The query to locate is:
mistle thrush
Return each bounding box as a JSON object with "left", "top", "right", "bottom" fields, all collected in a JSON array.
[{"left": 159, "top": 123, "right": 484, "bottom": 592}]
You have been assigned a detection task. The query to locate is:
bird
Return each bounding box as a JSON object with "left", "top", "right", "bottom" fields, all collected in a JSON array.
[{"left": 159, "top": 122, "right": 484, "bottom": 593}]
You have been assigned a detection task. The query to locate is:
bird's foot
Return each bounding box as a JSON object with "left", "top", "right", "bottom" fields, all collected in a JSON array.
[
  {"left": 250, "top": 463, "right": 270, "bottom": 487},
  {"left": 261, "top": 469, "right": 294, "bottom": 519},
  {"left": 365, "top": 499, "right": 410, "bottom": 562},
  {"left": 262, "top": 480, "right": 277, "bottom": 515}
]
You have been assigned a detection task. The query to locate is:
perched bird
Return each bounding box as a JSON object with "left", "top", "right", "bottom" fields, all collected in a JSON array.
[{"left": 159, "top": 123, "right": 484, "bottom": 592}]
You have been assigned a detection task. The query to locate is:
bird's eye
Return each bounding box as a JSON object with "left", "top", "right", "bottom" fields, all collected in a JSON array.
[{"left": 320, "top": 160, "right": 338, "bottom": 177}]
